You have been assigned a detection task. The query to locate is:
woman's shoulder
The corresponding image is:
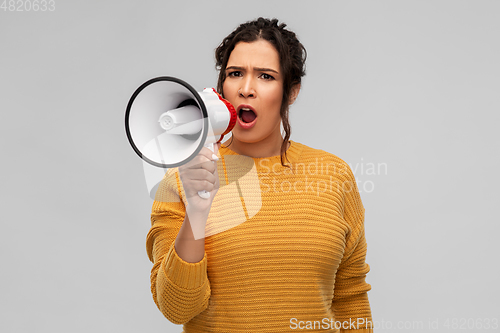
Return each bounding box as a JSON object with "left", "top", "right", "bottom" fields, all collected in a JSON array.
[{"left": 292, "top": 141, "right": 352, "bottom": 169}]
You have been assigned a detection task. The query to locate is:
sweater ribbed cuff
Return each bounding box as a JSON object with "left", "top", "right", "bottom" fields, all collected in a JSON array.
[{"left": 162, "top": 244, "right": 208, "bottom": 290}]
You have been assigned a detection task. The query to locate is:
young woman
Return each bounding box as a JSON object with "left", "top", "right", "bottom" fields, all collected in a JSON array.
[{"left": 146, "top": 18, "right": 373, "bottom": 332}]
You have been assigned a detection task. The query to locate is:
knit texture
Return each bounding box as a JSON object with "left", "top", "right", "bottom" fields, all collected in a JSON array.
[{"left": 146, "top": 140, "right": 373, "bottom": 332}]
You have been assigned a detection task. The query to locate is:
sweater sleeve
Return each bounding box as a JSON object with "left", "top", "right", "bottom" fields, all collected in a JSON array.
[
  {"left": 331, "top": 162, "right": 373, "bottom": 332},
  {"left": 145, "top": 169, "right": 211, "bottom": 324}
]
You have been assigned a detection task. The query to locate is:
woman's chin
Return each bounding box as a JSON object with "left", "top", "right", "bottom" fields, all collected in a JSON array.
[{"left": 229, "top": 130, "right": 260, "bottom": 144}]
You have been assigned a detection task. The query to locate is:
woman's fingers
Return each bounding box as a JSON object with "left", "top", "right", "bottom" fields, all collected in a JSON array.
[
  {"left": 180, "top": 172, "right": 217, "bottom": 195},
  {"left": 181, "top": 169, "right": 217, "bottom": 186},
  {"left": 178, "top": 145, "right": 220, "bottom": 198},
  {"left": 180, "top": 147, "right": 217, "bottom": 172}
]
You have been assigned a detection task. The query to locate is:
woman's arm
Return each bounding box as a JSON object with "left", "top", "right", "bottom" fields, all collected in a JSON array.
[
  {"left": 175, "top": 213, "right": 206, "bottom": 263},
  {"left": 146, "top": 169, "right": 211, "bottom": 324},
  {"left": 331, "top": 162, "right": 373, "bottom": 332}
]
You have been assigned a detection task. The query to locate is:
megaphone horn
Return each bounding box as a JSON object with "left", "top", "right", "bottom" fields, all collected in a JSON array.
[{"left": 125, "top": 76, "right": 237, "bottom": 198}]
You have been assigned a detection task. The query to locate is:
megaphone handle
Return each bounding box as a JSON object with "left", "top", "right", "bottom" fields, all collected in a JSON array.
[{"left": 198, "top": 143, "right": 216, "bottom": 199}]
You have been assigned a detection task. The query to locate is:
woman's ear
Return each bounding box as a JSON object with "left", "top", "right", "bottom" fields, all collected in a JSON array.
[{"left": 289, "top": 83, "right": 301, "bottom": 105}]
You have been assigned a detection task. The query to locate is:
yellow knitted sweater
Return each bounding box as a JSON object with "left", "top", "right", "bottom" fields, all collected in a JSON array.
[{"left": 146, "top": 140, "right": 373, "bottom": 332}]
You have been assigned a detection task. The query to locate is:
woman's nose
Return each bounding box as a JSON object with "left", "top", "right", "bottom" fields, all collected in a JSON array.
[{"left": 239, "top": 77, "right": 256, "bottom": 98}]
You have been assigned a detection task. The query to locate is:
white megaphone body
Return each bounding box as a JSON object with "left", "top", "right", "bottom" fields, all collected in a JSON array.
[{"left": 125, "top": 76, "right": 237, "bottom": 199}]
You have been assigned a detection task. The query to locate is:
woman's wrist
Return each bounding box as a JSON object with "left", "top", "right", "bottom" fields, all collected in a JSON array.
[{"left": 174, "top": 214, "right": 206, "bottom": 263}]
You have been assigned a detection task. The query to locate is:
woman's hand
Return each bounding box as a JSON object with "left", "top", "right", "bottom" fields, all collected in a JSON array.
[{"left": 178, "top": 142, "right": 221, "bottom": 239}]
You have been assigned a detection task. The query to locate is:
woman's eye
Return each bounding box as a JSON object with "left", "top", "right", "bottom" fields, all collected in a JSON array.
[
  {"left": 227, "top": 71, "right": 242, "bottom": 77},
  {"left": 261, "top": 73, "right": 275, "bottom": 80}
]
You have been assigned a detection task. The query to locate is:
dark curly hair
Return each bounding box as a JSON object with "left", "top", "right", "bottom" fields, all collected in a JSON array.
[{"left": 215, "top": 17, "right": 307, "bottom": 168}]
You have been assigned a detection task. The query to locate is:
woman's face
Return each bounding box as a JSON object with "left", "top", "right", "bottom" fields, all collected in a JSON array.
[{"left": 223, "top": 39, "right": 284, "bottom": 148}]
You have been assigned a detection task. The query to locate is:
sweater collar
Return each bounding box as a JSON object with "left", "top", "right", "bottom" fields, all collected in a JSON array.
[{"left": 219, "top": 140, "right": 303, "bottom": 167}]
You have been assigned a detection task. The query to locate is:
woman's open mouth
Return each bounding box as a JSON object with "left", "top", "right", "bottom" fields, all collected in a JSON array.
[{"left": 237, "top": 105, "right": 257, "bottom": 129}]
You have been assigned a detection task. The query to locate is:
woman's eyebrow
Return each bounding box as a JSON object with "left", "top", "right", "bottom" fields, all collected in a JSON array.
[
  {"left": 255, "top": 67, "right": 279, "bottom": 74},
  {"left": 226, "top": 66, "right": 279, "bottom": 74}
]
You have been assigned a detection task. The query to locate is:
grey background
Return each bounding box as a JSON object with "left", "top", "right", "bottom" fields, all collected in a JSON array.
[{"left": 1, "top": 0, "right": 499, "bottom": 332}]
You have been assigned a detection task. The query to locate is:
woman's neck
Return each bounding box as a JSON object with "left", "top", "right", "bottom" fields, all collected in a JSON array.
[{"left": 223, "top": 132, "right": 290, "bottom": 158}]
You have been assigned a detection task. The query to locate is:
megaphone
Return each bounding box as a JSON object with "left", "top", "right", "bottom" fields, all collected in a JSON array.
[{"left": 125, "top": 76, "right": 237, "bottom": 198}]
